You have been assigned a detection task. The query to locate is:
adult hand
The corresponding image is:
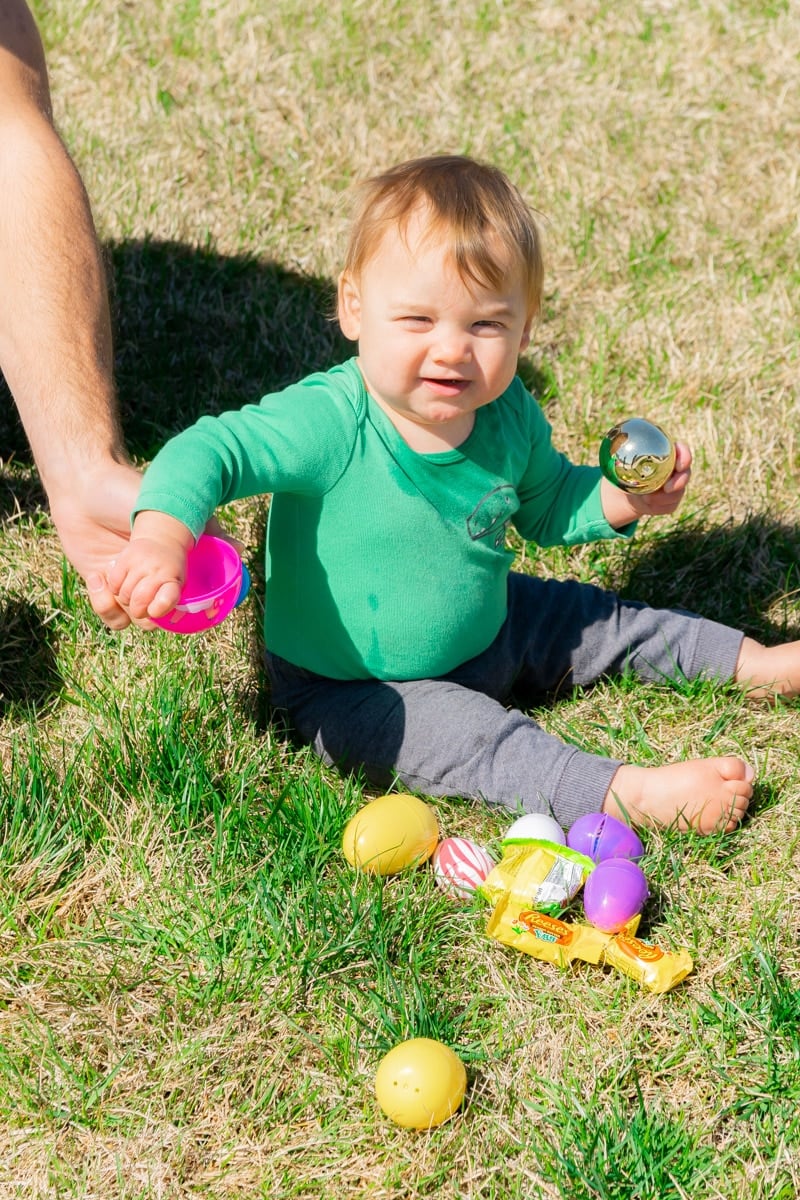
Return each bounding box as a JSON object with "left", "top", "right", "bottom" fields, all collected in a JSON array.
[{"left": 46, "top": 459, "right": 143, "bottom": 629}]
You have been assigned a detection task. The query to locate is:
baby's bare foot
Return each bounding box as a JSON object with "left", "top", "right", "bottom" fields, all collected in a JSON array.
[
  {"left": 603, "top": 756, "right": 754, "bottom": 834},
  {"left": 736, "top": 637, "right": 800, "bottom": 700}
]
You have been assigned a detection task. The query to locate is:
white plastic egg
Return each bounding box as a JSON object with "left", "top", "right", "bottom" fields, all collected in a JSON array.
[{"left": 503, "top": 812, "right": 566, "bottom": 845}]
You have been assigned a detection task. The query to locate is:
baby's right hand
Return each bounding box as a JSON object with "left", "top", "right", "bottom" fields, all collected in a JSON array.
[{"left": 106, "top": 512, "right": 194, "bottom": 622}]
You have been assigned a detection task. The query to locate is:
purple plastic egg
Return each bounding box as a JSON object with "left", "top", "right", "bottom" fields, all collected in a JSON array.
[
  {"left": 567, "top": 812, "right": 644, "bottom": 863},
  {"left": 583, "top": 857, "right": 649, "bottom": 933}
]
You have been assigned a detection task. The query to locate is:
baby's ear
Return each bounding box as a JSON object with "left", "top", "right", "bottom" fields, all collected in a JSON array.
[{"left": 337, "top": 272, "right": 361, "bottom": 341}]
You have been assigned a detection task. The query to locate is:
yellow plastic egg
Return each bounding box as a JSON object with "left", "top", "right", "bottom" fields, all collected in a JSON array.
[
  {"left": 374, "top": 1038, "right": 467, "bottom": 1129},
  {"left": 342, "top": 794, "right": 439, "bottom": 875}
]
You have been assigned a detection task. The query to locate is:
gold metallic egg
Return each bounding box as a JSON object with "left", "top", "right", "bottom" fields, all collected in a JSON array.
[{"left": 599, "top": 417, "right": 676, "bottom": 494}]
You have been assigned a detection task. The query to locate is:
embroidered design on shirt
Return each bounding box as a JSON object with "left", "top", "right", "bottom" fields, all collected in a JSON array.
[{"left": 466, "top": 485, "right": 518, "bottom": 546}]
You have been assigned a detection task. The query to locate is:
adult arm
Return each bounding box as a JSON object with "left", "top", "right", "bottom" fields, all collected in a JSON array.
[{"left": 0, "top": 0, "right": 141, "bottom": 628}]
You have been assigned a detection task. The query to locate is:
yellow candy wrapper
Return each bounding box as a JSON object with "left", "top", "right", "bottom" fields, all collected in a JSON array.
[
  {"left": 487, "top": 892, "right": 692, "bottom": 992},
  {"left": 479, "top": 839, "right": 595, "bottom": 917},
  {"left": 602, "top": 932, "right": 693, "bottom": 994},
  {"left": 486, "top": 895, "right": 640, "bottom": 966}
]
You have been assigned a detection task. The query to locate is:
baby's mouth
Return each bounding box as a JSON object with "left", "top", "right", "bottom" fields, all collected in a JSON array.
[{"left": 423, "top": 377, "right": 470, "bottom": 396}]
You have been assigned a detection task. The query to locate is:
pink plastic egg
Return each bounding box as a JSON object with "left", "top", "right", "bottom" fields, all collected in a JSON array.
[
  {"left": 152, "top": 535, "right": 243, "bottom": 634},
  {"left": 567, "top": 812, "right": 644, "bottom": 863},
  {"left": 583, "top": 857, "right": 649, "bottom": 933},
  {"left": 433, "top": 837, "right": 494, "bottom": 900}
]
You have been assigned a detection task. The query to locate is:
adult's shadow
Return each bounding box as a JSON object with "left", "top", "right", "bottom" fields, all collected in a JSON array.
[
  {"left": 0, "top": 239, "right": 349, "bottom": 707},
  {"left": 613, "top": 512, "right": 800, "bottom": 644},
  {"left": 0, "top": 596, "right": 61, "bottom": 715},
  {"left": 109, "top": 238, "right": 353, "bottom": 725},
  {"left": 109, "top": 238, "right": 351, "bottom": 456},
  {"left": 0, "top": 237, "right": 350, "bottom": 466}
]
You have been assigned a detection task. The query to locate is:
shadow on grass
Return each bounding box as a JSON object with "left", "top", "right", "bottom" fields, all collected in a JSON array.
[
  {"left": 109, "top": 238, "right": 352, "bottom": 459},
  {"left": 613, "top": 512, "right": 800, "bottom": 645},
  {"left": 0, "top": 467, "right": 46, "bottom": 523},
  {"left": 0, "top": 237, "right": 351, "bottom": 464},
  {"left": 0, "top": 596, "right": 61, "bottom": 714},
  {"left": 0, "top": 238, "right": 354, "bottom": 714}
]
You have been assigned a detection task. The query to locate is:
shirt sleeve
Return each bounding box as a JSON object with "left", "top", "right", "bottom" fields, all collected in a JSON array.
[
  {"left": 511, "top": 387, "right": 637, "bottom": 546},
  {"left": 133, "top": 369, "right": 361, "bottom": 538}
]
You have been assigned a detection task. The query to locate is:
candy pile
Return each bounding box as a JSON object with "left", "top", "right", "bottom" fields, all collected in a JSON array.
[
  {"left": 483, "top": 812, "right": 691, "bottom": 993},
  {"left": 342, "top": 794, "right": 694, "bottom": 1128},
  {"left": 340, "top": 795, "right": 692, "bottom": 994}
]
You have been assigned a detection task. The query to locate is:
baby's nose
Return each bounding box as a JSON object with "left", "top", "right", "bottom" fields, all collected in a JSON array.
[{"left": 433, "top": 330, "right": 472, "bottom": 363}]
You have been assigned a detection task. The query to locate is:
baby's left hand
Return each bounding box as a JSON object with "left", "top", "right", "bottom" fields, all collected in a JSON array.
[
  {"left": 601, "top": 441, "right": 692, "bottom": 529},
  {"left": 627, "top": 441, "right": 692, "bottom": 516}
]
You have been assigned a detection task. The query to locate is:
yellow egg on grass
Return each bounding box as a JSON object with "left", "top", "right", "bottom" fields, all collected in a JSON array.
[
  {"left": 375, "top": 1038, "right": 467, "bottom": 1129},
  {"left": 342, "top": 794, "right": 439, "bottom": 875}
]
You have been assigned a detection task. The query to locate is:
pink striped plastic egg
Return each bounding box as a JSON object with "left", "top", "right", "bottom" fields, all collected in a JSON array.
[{"left": 433, "top": 837, "right": 494, "bottom": 901}]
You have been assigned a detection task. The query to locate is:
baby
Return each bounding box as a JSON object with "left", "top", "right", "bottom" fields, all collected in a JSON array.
[{"left": 108, "top": 154, "right": 800, "bottom": 834}]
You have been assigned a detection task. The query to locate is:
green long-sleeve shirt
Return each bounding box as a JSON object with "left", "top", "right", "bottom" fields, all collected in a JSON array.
[{"left": 135, "top": 358, "right": 631, "bottom": 680}]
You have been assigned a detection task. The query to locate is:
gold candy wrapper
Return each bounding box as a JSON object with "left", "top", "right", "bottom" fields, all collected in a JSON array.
[
  {"left": 487, "top": 896, "right": 692, "bottom": 993},
  {"left": 486, "top": 897, "right": 640, "bottom": 966},
  {"left": 602, "top": 932, "right": 693, "bottom": 994},
  {"left": 479, "top": 839, "right": 595, "bottom": 917}
]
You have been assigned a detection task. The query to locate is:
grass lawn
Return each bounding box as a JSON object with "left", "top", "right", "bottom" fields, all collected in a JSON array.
[{"left": 1, "top": 1, "right": 800, "bottom": 1196}]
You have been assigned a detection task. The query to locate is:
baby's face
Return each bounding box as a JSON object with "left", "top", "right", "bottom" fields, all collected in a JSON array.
[{"left": 338, "top": 211, "right": 532, "bottom": 451}]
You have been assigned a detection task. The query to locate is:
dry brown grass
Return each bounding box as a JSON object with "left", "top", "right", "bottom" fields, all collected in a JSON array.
[{"left": 2, "top": 1, "right": 799, "bottom": 1197}]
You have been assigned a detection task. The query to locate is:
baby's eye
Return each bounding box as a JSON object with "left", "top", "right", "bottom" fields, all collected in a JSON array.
[
  {"left": 399, "top": 315, "right": 431, "bottom": 327},
  {"left": 473, "top": 320, "right": 505, "bottom": 333}
]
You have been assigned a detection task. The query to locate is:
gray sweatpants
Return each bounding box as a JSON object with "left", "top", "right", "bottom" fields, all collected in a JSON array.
[{"left": 265, "top": 572, "right": 744, "bottom": 829}]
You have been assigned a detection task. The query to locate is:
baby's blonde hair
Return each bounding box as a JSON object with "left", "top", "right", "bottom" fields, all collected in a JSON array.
[{"left": 340, "top": 155, "right": 544, "bottom": 319}]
